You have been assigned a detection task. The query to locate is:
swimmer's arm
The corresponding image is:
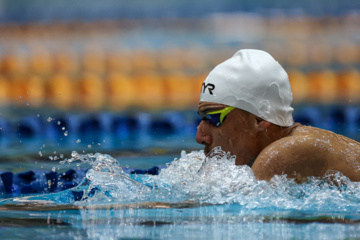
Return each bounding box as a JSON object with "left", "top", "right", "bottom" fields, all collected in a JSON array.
[{"left": 251, "top": 136, "right": 330, "bottom": 183}]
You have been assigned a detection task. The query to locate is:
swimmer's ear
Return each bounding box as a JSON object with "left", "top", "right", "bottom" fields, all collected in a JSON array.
[{"left": 255, "top": 117, "right": 271, "bottom": 131}]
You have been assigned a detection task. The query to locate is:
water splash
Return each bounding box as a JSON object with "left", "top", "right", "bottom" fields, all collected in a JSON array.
[
  {"left": 153, "top": 147, "right": 258, "bottom": 204},
  {"left": 60, "top": 151, "right": 123, "bottom": 173},
  {"left": 63, "top": 147, "right": 360, "bottom": 213},
  {"left": 2, "top": 147, "right": 360, "bottom": 213}
]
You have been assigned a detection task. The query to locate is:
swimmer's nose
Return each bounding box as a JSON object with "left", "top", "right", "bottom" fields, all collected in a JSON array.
[{"left": 195, "top": 121, "right": 212, "bottom": 146}]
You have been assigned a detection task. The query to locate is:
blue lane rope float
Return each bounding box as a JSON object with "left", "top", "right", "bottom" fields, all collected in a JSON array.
[
  {"left": 0, "top": 106, "right": 358, "bottom": 149},
  {"left": 0, "top": 166, "right": 162, "bottom": 197},
  {"left": 13, "top": 111, "right": 199, "bottom": 142}
]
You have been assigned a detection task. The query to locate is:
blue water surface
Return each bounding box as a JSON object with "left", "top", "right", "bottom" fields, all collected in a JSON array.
[{"left": 0, "top": 148, "right": 360, "bottom": 239}]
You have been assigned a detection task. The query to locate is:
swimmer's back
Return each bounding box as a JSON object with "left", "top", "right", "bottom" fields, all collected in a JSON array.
[{"left": 252, "top": 124, "right": 360, "bottom": 182}]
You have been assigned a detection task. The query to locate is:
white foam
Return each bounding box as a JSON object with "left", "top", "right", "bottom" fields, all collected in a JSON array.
[{"left": 6, "top": 148, "right": 360, "bottom": 212}]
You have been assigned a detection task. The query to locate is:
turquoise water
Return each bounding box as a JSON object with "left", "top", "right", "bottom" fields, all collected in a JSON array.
[
  {"left": 1, "top": 148, "right": 360, "bottom": 239},
  {"left": 1, "top": 205, "right": 360, "bottom": 240}
]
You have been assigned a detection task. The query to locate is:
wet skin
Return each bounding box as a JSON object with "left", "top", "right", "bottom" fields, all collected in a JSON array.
[{"left": 196, "top": 101, "right": 360, "bottom": 183}]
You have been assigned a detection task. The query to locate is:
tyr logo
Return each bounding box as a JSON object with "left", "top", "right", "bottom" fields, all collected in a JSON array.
[{"left": 201, "top": 83, "right": 215, "bottom": 95}]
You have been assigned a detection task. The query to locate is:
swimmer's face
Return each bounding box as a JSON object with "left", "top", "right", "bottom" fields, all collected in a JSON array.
[{"left": 196, "top": 101, "right": 259, "bottom": 166}]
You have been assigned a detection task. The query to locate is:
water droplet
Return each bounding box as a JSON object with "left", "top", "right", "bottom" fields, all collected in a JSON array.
[
  {"left": 60, "top": 154, "right": 64, "bottom": 159},
  {"left": 62, "top": 127, "right": 65, "bottom": 130},
  {"left": 57, "top": 121, "right": 61, "bottom": 125},
  {"left": 64, "top": 131, "right": 68, "bottom": 136},
  {"left": 88, "top": 145, "right": 92, "bottom": 148},
  {"left": 52, "top": 167, "right": 56, "bottom": 172},
  {"left": 47, "top": 117, "right": 53, "bottom": 122},
  {"left": 37, "top": 114, "right": 40, "bottom": 117},
  {"left": 39, "top": 151, "right": 43, "bottom": 157},
  {"left": 76, "top": 139, "right": 81, "bottom": 143}
]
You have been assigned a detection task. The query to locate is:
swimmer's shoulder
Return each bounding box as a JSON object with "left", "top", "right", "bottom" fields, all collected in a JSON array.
[
  {"left": 252, "top": 125, "right": 331, "bottom": 182},
  {"left": 293, "top": 125, "right": 360, "bottom": 149}
]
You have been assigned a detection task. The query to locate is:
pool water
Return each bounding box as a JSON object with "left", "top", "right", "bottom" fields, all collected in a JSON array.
[{"left": 1, "top": 148, "right": 360, "bottom": 239}]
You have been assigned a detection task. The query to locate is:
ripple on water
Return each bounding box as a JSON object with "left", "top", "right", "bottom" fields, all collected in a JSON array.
[{"left": 1, "top": 147, "right": 360, "bottom": 214}]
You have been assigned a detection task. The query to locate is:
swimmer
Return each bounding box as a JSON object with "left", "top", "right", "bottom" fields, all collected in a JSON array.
[{"left": 196, "top": 49, "right": 360, "bottom": 183}]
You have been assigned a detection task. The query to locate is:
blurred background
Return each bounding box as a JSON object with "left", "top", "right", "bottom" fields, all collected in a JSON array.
[{"left": 0, "top": 0, "right": 360, "bottom": 157}]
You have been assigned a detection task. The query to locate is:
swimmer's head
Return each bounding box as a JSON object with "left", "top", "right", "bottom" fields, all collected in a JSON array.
[{"left": 200, "top": 49, "right": 294, "bottom": 127}]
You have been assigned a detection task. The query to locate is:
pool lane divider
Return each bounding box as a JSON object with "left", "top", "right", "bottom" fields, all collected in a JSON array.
[
  {"left": 0, "top": 105, "right": 359, "bottom": 150},
  {"left": 0, "top": 166, "right": 162, "bottom": 197},
  {"left": 0, "top": 111, "right": 200, "bottom": 144}
]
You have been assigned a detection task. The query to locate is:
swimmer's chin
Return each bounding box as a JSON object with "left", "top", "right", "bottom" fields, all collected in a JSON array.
[
  {"left": 203, "top": 146, "right": 219, "bottom": 156},
  {"left": 203, "top": 148, "right": 211, "bottom": 156}
]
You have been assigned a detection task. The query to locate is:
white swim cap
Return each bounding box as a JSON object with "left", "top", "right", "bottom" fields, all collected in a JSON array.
[{"left": 200, "top": 49, "right": 294, "bottom": 127}]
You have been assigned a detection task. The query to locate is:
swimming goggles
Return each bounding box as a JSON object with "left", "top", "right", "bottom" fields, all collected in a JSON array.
[{"left": 201, "top": 106, "right": 235, "bottom": 127}]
